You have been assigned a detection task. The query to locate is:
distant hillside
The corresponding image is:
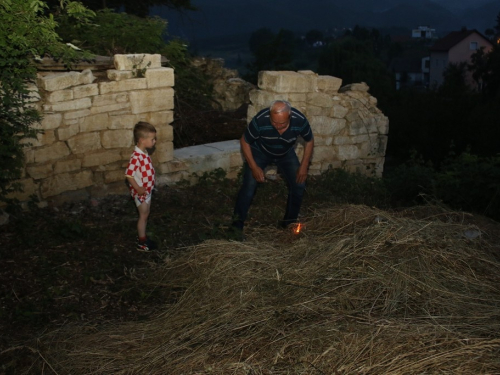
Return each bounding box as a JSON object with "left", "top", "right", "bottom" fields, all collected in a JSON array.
[{"left": 156, "top": 0, "right": 500, "bottom": 41}]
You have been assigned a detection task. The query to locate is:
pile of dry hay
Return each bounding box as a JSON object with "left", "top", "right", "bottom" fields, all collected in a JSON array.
[{"left": 39, "top": 205, "right": 500, "bottom": 374}]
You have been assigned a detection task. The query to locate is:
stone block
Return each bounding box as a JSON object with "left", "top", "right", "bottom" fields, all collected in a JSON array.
[
  {"left": 337, "top": 144, "right": 360, "bottom": 160},
  {"left": 156, "top": 171, "right": 190, "bottom": 186},
  {"left": 249, "top": 89, "right": 288, "bottom": 109},
  {"left": 287, "top": 93, "right": 307, "bottom": 103},
  {"left": 107, "top": 70, "right": 134, "bottom": 81},
  {"left": 156, "top": 124, "right": 174, "bottom": 142},
  {"left": 104, "top": 169, "right": 126, "bottom": 184},
  {"left": 57, "top": 124, "right": 79, "bottom": 141},
  {"left": 313, "top": 135, "right": 333, "bottom": 146},
  {"left": 129, "top": 88, "right": 174, "bottom": 114},
  {"left": 174, "top": 140, "right": 239, "bottom": 174},
  {"left": 41, "top": 170, "right": 94, "bottom": 198},
  {"left": 317, "top": 75, "right": 342, "bottom": 94},
  {"left": 99, "top": 78, "right": 147, "bottom": 95},
  {"left": 38, "top": 69, "right": 96, "bottom": 91},
  {"left": 43, "top": 98, "right": 91, "bottom": 112},
  {"left": 39, "top": 113, "right": 62, "bottom": 130},
  {"left": 312, "top": 145, "right": 335, "bottom": 162},
  {"left": 310, "top": 116, "right": 346, "bottom": 136},
  {"left": 109, "top": 114, "right": 139, "bottom": 130},
  {"left": 80, "top": 113, "right": 109, "bottom": 132},
  {"left": 157, "top": 159, "right": 188, "bottom": 174},
  {"left": 54, "top": 159, "right": 82, "bottom": 174},
  {"left": 64, "top": 109, "right": 91, "bottom": 120},
  {"left": 45, "top": 89, "right": 74, "bottom": 103},
  {"left": 67, "top": 132, "right": 102, "bottom": 154},
  {"left": 89, "top": 181, "right": 128, "bottom": 198},
  {"left": 24, "top": 148, "right": 35, "bottom": 164},
  {"left": 376, "top": 115, "right": 389, "bottom": 135},
  {"left": 90, "top": 102, "right": 131, "bottom": 115},
  {"left": 339, "top": 82, "right": 370, "bottom": 93},
  {"left": 141, "top": 110, "right": 174, "bottom": 126},
  {"left": 331, "top": 104, "right": 349, "bottom": 119},
  {"left": 7, "top": 178, "right": 38, "bottom": 202},
  {"left": 306, "top": 105, "right": 331, "bottom": 117},
  {"left": 347, "top": 115, "right": 378, "bottom": 136},
  {"left": 145, "top": 67, "right": 174, "bottom": 88},
  {"left": 114, "top": 54, "right": 162, "bottom": 71},
  {"left": 20, "top": 130, "right": 55, "bottom": 148},
  {"left": 307, "top": 92, "right": 333, "bottom": 108},
  {"left": 82, "top": 150, "right": 122, "bottom": 167},
  {"left": 101, "top": 130, "right": 133, "bottom": 149},
  {"left": 230, "top": 151, "right": 244, "bottom": 167},
  {"left": 92, "top": 93, "right": 129, "bottom": 107},
  {"left": 258, "top": 71, "right": 317, "bottom": 93},
  {"left": 153, "top": 141, "right": 174, "bottom": 163},
  {"left": 26, "top": 163, "right": 54, "bottom": 179},
  {"left": 34, "top": 142, "right": 70, "bottom": 163},
  {"left": 333, "top": 136, "right": 353, "bottom": 145},
  {"left": 73, "top": 84, "right": 99, "bottom": 99}
]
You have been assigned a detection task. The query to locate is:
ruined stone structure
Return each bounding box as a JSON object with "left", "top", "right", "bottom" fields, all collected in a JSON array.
[
  {"left": 248, "top": 71, "right": 388, "bottom": 177},
  {"left": 12, "top": 54, "right": 174, "bottom": 206},
  {"left": 192, "top": 57, "right": 256, "bottom": 112},
  {"left": 8, "top": 55, "right": 389, "bottom": 208}
]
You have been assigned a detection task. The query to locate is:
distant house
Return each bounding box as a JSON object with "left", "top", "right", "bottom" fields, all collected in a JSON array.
[
  {"left": 429, "top": 29, "right": 493, "bottom": 89},
  {"left": 412, "top": 26, "right": 436, "bottom": 39}
]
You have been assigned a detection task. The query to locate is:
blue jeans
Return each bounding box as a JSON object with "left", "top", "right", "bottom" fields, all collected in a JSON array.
[{"left": 233, "top": 146, "right": 306, "bottom": 229}]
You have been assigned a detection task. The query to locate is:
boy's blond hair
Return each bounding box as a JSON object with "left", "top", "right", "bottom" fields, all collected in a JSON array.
[{"left": 133, "top": 122, "right": 156, "bottom": 144}]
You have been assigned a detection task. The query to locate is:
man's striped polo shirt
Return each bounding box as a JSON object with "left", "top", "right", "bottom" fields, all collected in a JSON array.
[{"left": 243, "top": 107, "right": 313, "bottom": 158}]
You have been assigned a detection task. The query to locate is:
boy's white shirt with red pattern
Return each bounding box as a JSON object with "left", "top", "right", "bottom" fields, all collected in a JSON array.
[{"left": 125, "top": 146, "right": 155, "bottom": 202}]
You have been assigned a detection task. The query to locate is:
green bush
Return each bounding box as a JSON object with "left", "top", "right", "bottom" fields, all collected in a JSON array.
[
  {"left": 384, "top": 151, "right": 500, "bottom": 220},
  {"left": 308, "top": 167, "right": 390, "bottom": 208},
  {"left": 0, "top": 0, "right": 93, "bottom": 206}
]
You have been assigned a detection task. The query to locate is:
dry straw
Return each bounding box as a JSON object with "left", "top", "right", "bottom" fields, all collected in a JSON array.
[{"left": 39, "top": 205, "right": 500, "bottom": 374}]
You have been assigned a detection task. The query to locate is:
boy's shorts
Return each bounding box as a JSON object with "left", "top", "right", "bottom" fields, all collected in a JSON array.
[{"left": 134, "top": 194, "right": 152, "bottom": 207}]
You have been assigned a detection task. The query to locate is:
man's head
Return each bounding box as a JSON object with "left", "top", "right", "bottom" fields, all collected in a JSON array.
[
  {"left": 134, "top": 121, "right": 157, "bottom": 149},
  {"left": 269, "top": 100, "right": 291, "bottom": 132}
]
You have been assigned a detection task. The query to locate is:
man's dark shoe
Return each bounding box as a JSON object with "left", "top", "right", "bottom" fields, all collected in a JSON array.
[
  {"left": 227, "top": 223, "right": 246, "bottom": 242},
  {"left": 278, "top": 219, "right": 296, "bottom": 229}
]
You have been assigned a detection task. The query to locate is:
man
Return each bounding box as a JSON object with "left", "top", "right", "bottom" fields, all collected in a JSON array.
[{"left": 232, "top": 100, "right": 314, "bottom": 234}]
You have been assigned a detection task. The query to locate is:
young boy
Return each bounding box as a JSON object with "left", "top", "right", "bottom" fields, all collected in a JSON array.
[{"left": 125, "top": 122, "right": 157, "bottom": 251}]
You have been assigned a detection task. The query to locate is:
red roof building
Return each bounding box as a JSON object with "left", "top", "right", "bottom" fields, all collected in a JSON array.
[{"left": 429, "top": 29, "right": 493, "bottom": 88}]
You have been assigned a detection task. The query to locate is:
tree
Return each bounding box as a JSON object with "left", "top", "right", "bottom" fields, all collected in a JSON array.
[
  {"left": 245, "top": 28, "right": 297, "bottom": 84},
  {"left": 317, "top": 36, "right": 395, "bottom": 108},
  {"left": 46, "top": 0, "right": 195, "bottom": 17},
  {"left": 0, "top": 0, "right": 93, "bottom": 206}
]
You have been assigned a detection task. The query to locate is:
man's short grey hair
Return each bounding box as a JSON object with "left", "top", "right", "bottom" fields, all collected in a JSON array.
[{"left": 269, "top": 100, "right": 291, "bottom": 114}]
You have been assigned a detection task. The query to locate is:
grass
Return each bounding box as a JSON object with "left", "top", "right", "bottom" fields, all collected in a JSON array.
[{"left": 0, "top": 167, "right": 498, "bottom": 374}]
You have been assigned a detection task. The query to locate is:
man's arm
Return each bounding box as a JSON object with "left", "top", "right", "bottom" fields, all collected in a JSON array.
[
  {"left": 240, "top": 136, "right": 265, "bottom": 183},
  {"left": 296, "top": 138, "right": 314, "bottom": 184}
]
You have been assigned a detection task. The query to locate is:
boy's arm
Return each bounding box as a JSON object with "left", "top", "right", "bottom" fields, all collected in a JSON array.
[{"left": 126, "top": 175, "right": 146, "bottom": 195}]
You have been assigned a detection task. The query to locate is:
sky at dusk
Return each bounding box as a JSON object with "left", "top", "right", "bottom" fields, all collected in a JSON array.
[{"left": 155, "top": 0, "right": 499, "bottom": 41}]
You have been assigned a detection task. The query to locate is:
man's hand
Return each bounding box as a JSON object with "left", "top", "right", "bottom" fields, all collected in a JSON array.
[
  {"left": 296, "top": 164, "right": 309, "bottom": 184},
  {"left": 251, "top": 166, "right": 265, "bottom": 183}
]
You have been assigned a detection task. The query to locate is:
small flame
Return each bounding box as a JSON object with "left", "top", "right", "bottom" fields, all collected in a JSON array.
[{"left": 294, "top": 223, "right": 302, "bottom": 234}]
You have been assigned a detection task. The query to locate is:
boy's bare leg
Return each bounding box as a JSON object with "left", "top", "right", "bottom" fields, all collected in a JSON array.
[{"left": 137, "top": 201, "right": 151, "bottom": 240}]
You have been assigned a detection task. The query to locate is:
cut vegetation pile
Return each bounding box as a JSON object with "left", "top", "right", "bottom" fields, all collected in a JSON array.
[{"left": 29, "top": 205, "right": 500, "bottom": 374}]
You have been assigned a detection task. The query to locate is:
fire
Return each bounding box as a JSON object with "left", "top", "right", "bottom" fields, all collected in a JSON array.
[{"left": 294, "top": 223, "right": 302, "bottom": 234}]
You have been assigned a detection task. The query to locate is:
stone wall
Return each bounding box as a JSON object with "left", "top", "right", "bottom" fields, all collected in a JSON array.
[
  {"left": 248, "top": 71, "right": 389, "bottom": 177},
  {"left": 8, "top": 61, "right": 389, "bottom": 208},
  {"left": 10, "top": 54, "right": 175, "bottom": 206}
]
